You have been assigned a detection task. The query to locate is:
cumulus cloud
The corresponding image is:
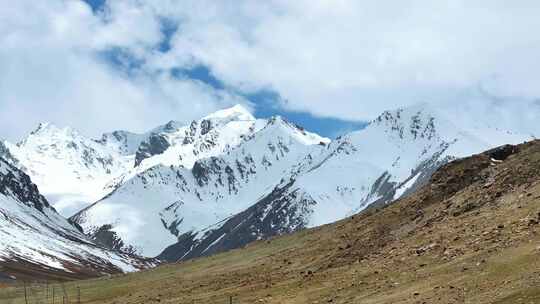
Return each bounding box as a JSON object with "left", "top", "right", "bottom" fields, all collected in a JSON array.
[
  {"left": 0, "top": 0, "right": 247, "bottom": 141},
  {"left": 152, "top": 0, "right": 540, "bottom": 119},
  {"left": 1, "top": 0, "right": 539, "bottom": 140},
  {"left": 175, "top": 0, "right": 540, "bottom": 118}
]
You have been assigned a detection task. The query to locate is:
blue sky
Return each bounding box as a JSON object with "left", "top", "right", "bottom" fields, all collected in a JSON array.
[
  {"left": 84, "top": 0, "right": 366, "bottom": 138},
  {"left": 171, "top": 65, "right": 367, "bottom": 137},
  {"left": 85, "top": 0, "right": 106, "bottom": 12},
  {"left": 3, "top": 0, "right": 539, "bottom": 141}
]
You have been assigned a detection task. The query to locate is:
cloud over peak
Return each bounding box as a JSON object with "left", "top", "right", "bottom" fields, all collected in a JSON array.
[{"left": 1, "top": 0, "right": 539, "bottom": 140}]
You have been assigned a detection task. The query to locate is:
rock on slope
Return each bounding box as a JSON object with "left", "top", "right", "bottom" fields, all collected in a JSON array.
[{"left": 0, "top": 157, "right": 148, "bottom": 280}]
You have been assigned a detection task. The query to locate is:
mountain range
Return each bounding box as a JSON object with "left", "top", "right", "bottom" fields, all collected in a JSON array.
[{"left": 1, "top": 92, "right": 539, "bottom": 272}]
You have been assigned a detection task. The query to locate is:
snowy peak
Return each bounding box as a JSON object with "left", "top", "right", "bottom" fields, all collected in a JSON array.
[
  {"left": 17, "top": 121, "right": 99, "bottom": 159},
  {"left": 203, "top": 104, "right": 255, "bottom": 122},
  {"left": 6, "top": 122, "right": 133, "bottom": 216},
  {"left": 371, "top": 107, "right": 438, "bottom": 142},
  {"left": 155, "top": 120, "right": 185, "bottom": 133},
  {"left": 22, "top": 122, "right": 82, "bottom": 146},
  {"left": 20, "top": 122, "right": 79, "bottom": 147},
  {"left": 263, "top": 116, "right": 330, "bottom": 145},
  {"left": 92, "top": 105, "right": 253, "bottom": 164},
  {"left": 133, "top": 106, "right": 260, "bottom": 169},
  {"left": 29, "top": 121, "right": 62, "bottom": 135}
]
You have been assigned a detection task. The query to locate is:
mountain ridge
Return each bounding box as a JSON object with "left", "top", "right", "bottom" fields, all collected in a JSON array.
[
  {"left": 71, "top": 111, "right": 329, "bottom": 256},
  {"left": 2, "top": 99, "right": 540, "bottom": 262}
]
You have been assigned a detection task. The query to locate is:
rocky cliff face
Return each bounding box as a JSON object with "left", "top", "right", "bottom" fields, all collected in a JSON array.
[
  {"left": 0, "top": 156, "right": 51, "bottom": 213},
  {"left": 0, "top": 141, "right": 21, "bottom": 169},
  {"left": 0, "top": 157, "right": 150, "bottom": 279}
]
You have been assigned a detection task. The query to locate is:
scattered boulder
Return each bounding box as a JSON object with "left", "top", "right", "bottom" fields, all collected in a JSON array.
[{"left": 486, "top": 144, "right": 518, "bottom": 161}]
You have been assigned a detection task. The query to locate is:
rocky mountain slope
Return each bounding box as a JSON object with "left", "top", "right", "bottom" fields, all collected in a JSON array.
[
  {"left": 72, "top": 107, "right": 329, "bottom": 256},
  {"left": 158, "top": 101, "right": 540, "bottom": 261},
  {"left": 3, "top": 140, "right": 539, "bottom": 303},
  {"left": 0, "top": 157, "right": 149, "bottom": 281},
  {"left": 2, "top": 97, "right": 540, "bottom": 262}
]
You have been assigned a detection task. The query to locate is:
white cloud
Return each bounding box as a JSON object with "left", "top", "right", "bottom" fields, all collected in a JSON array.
[
  {"left": 150, "top": 0, "right": 540, "bottom": 118},
  {"left": 0, "top": 0, "right": 246, "bottom": 141},
  {"left": 1, "top": 0, "right": 540, "bottom": 140}
]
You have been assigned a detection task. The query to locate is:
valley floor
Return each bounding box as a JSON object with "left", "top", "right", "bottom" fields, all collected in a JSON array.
[{"left": 1, "top": 141, "right": 540, "bottom": 304}]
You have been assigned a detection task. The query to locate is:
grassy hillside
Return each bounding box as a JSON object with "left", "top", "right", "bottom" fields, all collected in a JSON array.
[{"left": 1, "top": 141, "right": 540, "bottom": 303}]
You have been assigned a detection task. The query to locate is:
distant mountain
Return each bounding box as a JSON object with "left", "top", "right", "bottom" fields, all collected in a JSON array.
[
  {"left": 4, "top": 123, "right": 134, "bottom": 217},
  {"left": 158, "top": 99, "right": 540, "bottom": 261},
  {"left": 3, "top": 96, "right": 539, "bottom": 262},
  {"left": 72, "top": 106, "right": 329, "bottom": 256},
  {"left": 0, "top": 157, "right": 149, "bottom": 280}
]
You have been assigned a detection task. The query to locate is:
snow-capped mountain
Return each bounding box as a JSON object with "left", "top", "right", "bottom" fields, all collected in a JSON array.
[
  {"left": 158, "top": 99, "right": 540, "bottom": 261},
  {"left": 4, "top": 123, "right": 134, "bottom": 217},
  {"left": 72, "top": 106, "right": 329, "bottom": 256},
  {"left": 3, "top": 97, "right": 539, "bottom": 263},
  {"left": 0, "top": 157, "right": 147, "bottom": 278}
]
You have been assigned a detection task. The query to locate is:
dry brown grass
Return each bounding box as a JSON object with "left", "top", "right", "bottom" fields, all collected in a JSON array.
[{"left": 1, "top": 141, "right": 540, "bottom": 303}]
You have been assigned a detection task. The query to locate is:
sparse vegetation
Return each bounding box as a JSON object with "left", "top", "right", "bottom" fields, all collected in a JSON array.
[{"left": 1, "top": 141, "right": 540, "bottom": 303}]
